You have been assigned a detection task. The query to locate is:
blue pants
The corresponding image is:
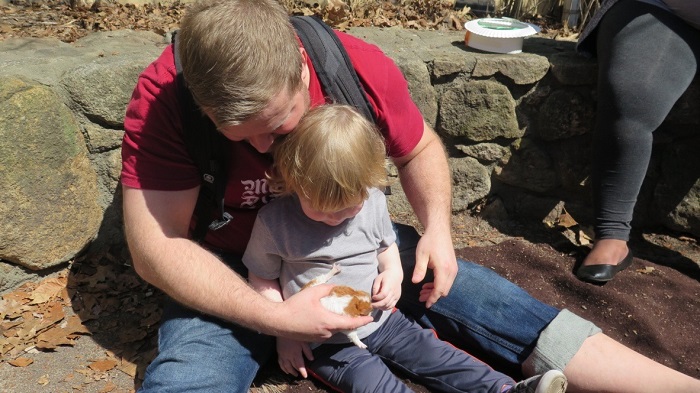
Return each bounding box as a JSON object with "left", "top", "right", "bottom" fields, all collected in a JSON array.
[
  {"left": 308, "top": 310, "right": 515, "bottom": 393},
  {"left": 138, "top": 223, "right": 559, "bottom": 392}
]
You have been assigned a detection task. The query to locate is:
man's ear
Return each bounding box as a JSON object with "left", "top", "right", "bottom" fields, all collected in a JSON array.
[{"left": 300, "top": 47, "right": 310, "bottom": 86}]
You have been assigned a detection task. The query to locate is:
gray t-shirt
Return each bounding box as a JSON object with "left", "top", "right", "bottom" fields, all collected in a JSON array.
[{"left": 242, "top": 187, "right": 396, "bottom": 343}]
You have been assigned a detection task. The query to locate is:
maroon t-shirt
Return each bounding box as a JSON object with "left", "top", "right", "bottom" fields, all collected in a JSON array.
[{"left": 121, "top": 31, "right": 424, "bottom": 254}]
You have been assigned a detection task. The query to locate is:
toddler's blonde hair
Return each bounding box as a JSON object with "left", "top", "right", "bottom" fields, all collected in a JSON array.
[{"left": 270, "top": 105, "right": 388, "bottom": 212}]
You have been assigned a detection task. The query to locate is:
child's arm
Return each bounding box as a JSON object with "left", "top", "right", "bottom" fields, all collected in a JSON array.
[
  {"left": 372, "top": 242, "right": 403, "bottom": 310},
  {"left": 248, "top": 271, "right": 284, "bottom": 303},
  {"left": 248, "top": 271, "right": 314, "bottom": 379}
]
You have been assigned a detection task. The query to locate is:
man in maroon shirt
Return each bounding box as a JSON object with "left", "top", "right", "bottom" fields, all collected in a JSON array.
[{"left": 121, "top": 0, "right": 700, "bottom": 392}]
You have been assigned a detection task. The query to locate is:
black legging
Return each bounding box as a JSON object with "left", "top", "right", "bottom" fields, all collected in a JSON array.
[{"left": 592, "top": 0, "right": 699, "bottom": 241}]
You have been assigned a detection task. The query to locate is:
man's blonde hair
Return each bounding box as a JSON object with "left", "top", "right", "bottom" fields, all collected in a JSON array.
[
  {"left": 270, "top": 105, "right": 388, "bottom": 212},
  {"left": 178, "top": 0, "right": 303, "bottom": 126}
]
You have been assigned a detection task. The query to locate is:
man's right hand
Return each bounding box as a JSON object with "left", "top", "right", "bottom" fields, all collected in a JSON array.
[{"left": 274, "top": 284, "right": 373, "bottom": 342}]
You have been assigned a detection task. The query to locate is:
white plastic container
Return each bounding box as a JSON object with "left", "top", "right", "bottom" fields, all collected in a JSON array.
[{"left": 464, "top": 18, "right": 541, "bottom": 54}]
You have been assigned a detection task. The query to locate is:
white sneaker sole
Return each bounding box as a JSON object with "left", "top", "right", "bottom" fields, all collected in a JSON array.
[{"left": 536, "top": 370, "right": 568, "bottom": 393}]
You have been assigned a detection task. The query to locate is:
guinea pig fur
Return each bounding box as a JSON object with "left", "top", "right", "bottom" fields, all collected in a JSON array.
[
  {"left": 320, "top": 286, "right": 372, "bottom": 349},
  {"left": 305, "top": 264, "right": 372, "bottom": 349}
]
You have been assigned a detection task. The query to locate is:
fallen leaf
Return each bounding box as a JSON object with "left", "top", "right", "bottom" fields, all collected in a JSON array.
[
  {"left": 37, "top": 374, "right": 50, "bottom": 385},
  {"left": 636, "top": 266, "right": 656, "bottom": 274},
  {"left": 89, "top": 358, "right": 118, "bottom": 372},
  {"left": 63, "top": 314, "right": 92, "bottom": 335},
  {"left": 556, "top": 210, "right": 578, "bottom": 228},
  {"left": 99, "top": 381, "right": 118, "bottom": 393},
  {"left": 29, "top": 277, "right": 68, "bottom": 305},
  {"left": 576, "top": 229, "right": 591, "bottom": 246},
  {"left": 8, "top": 357, "right": 34, "bottom": 367},
  {"left": 117, "top": 360, "right": 137, "bottom": 378},
  {"left": 36, "top": 326, "right": 78, "bottom": 349}
]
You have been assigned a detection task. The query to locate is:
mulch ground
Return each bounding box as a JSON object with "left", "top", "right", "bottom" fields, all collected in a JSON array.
[{"left": 458, "top": 239, "right": 700, "bottom": 379}]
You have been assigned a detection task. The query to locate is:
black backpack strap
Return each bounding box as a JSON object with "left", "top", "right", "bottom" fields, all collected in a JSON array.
[
  {"left": 172, "top": 32, "right": 232, "bottom": 242},
  {"left": 291, "top": 16, "right": 377, "bottom": 123}
]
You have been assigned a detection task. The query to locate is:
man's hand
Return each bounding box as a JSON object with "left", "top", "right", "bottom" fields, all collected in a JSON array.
[
  {"left": 275, "top": 284, "right": 374, "bottom": 342},
  {"left": 411, "top": 229, "right": 458, "bottom": 308},
  {"left": 392, "top": 121, "right": 457, "bottom": 308},
  {"left": 276, "top": 337, "right": 313, "bottom": 378}
]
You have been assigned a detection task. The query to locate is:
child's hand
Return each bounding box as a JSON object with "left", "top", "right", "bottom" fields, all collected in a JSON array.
[
  {"left": 371, "top": 268, "right": 403, "bottom": 310},
  {"left": 276, "top": 337, "right": 314, "bottom": 378}
]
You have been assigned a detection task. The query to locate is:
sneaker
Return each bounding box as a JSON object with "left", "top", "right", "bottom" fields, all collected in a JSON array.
[{"left": 509, "top": 370, "right": 568, "bottom": 393}]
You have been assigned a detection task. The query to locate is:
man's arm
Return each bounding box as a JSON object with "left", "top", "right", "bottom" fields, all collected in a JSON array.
[
  {"left": 122, "top": 185, "right": 372, "bottom": 340},
  {"left": 391, "top": 121, "right": 457, "bottom": 308}
]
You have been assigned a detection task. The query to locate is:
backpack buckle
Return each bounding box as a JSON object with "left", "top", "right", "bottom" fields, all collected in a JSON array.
[{"left": 208, "top": 212, "right": 233, "bottom": 231}]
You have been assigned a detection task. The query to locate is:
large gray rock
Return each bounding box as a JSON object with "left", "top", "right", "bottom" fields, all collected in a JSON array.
[
  {"left": 471, "top": 52, "right": 550, "bottom": 85},
  {"left": 450, "top": 156, "right": 491, "bottom": 211},
  {"left": 392, "top": 53, "right": 438, "bottom": 127},
  {"left": 456, "top": 142, "right": 511, "bottom": 164},
  {"left": 438, "top": 79, "right": 521, "bottom": 142},
  {"left": 0, "top": 77, "right": 102, "bottom": 270},
  {"left": 0, "top": 30, "right": 165, "bottom": 88},
  {"left": 61, "top": 59, "right": 151, "bottom": 128},
  {"left": 494, "top": 138, "right": 558, "bottom": 193},
  {"left": 549, "top": 51, "right": 597, "bottom": 86},
  {"left": 535, "top": 89, "right": 595, "bottom": 141}
]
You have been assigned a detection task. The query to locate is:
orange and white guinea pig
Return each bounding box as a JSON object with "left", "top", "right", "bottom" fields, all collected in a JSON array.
[{"left": 303, "top": 264, "right": 373, "bottom": 349}]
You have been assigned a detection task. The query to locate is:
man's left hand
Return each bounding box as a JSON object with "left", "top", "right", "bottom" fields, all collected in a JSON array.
[{"left": 411, "top": 229, "right": 458, "bottom": 308}]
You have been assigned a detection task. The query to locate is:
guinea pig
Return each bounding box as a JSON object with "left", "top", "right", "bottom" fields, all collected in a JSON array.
[{"left": 303, "top": 264, "right": 372, "bottom": 349}]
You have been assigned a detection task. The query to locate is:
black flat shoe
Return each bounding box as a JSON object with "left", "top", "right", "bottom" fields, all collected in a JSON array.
[{"left": 575, "top": 251, "right": 634, "bottom": 284}]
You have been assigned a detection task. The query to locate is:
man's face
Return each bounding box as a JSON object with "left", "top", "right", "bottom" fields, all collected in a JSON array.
[
  {"left": 216, "top": 50, "right": 311, "bottom": 153},
  {"left": 218, "top": 87, "right": 311, "bottom": 153}
]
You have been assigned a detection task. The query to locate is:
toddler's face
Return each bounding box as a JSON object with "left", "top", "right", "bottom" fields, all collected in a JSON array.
[{"left": 298, "top": 196, "right": 364, "bottom": 226}]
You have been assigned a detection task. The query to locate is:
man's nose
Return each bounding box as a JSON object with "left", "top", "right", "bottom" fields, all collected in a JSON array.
[{"left": 247, "top": 134, "right": 275, "bottom": 153}]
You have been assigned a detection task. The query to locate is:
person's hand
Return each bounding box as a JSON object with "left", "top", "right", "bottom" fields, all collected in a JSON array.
[
  {"left": 372, "top": 267, "right": 403, "bottom": 310},
  {"left": 275, "top": 284, "right": 374, "bottom": 341},
  {"left": 411, "top": 229, "right": 458, "bottom": 308},
  {"left": 276, "top": 337, "right": 313, "bottom": 378}
]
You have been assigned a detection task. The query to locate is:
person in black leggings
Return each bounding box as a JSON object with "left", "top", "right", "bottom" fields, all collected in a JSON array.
[{"left": 575, "top": 0, "right": 700, "bottom": 284}]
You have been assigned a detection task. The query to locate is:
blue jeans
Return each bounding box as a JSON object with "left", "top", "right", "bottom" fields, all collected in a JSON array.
[{"left": 139, "top": 223, "right": 559, "bottom": 392}]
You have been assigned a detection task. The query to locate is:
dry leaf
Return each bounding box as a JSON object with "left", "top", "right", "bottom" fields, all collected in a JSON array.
[
  {"left": 36, "top": 326, "right": 78, "bottom": 349},
  {"left": 118, "top": 327, "right": 148, "bottom": 344},
  {"left": 576, "top": 229, "right": 591, "bottom": 246},
  {"left": 118, "top": 360, "right": 137, "bottom": 378},
  {"left": 556, "top": 210, "right": 578, "bottom": 228},
  {"left": 37, "top": 374, "right": 50, "bottom": 385},
  {"left": 99, "top": 381, "right": 118, "bottom": 393},
  {"left": 89, "top": 358, "right": 118, "bottom": 372},
  {"left": 63, "top": 314, "right": 92, "bottom": 335},
  {"left": 8, "top": 357, "right": 34, "bottom": 367},
  {"left": 636, "top": 266, "right": 656, "bottom": 274},
  {"left": 29, "top": 277, "right": 67, "bottom": 305}
]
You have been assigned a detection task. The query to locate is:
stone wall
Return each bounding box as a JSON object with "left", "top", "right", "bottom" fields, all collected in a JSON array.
[{"left": 0, "top": 28, "right": 698, "bottom": 291}]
